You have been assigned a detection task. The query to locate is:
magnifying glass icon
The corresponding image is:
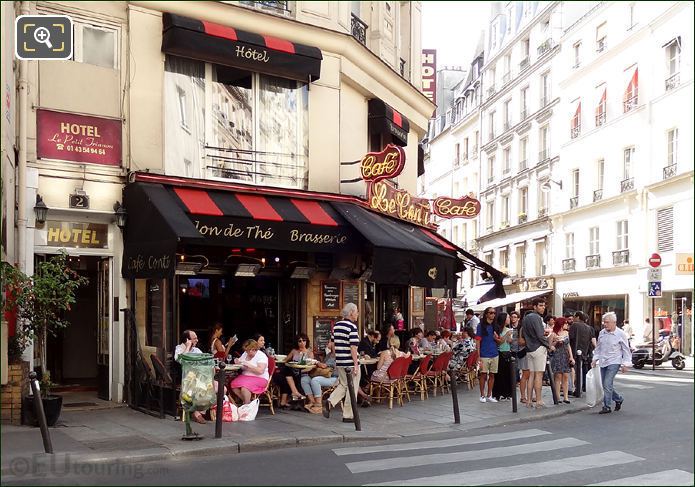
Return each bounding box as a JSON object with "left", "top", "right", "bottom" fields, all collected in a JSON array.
[{"left": 33, "top": 27, "right": 53, "bottom": 49}]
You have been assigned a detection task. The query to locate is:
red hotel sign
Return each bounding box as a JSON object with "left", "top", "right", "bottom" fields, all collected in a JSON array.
[{"left": 37, "top": 109, "right": 122, "bottom": 166}]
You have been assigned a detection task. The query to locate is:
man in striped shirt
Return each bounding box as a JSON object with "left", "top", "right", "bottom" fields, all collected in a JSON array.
[{"left": 323, "top": 302, "right": 360, "bottom": 423}]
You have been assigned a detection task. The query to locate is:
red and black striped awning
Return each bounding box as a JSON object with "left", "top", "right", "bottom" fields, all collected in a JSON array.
[
  {"left": 162, "top": 13, "right": 322, "bottom": 82},
  {"left": 368, "top": 99, "right": 410, "bottom": 146}
]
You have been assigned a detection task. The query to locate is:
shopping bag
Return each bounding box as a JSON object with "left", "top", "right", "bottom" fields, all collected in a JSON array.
[
  {"left": 210, "top": 399, "right": 239, "bottom": 422},
  {"left": 585, "top": 364, "right": 603, "bottom": 408},
  {"left": 238, "top": 398, "right": 260, "bottom": 421}
]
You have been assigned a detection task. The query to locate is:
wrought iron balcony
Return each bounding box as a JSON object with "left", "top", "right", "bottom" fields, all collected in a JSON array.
[
  {"left": 468, "top": 240, "right": 479, "bottom": 252},
  {"left": 502, "top": 72, "right": 511, "bottom": 84},
  {"left": 537, "top": 39, "right": 553, "bottom": 56},
  {"left": 540, "top": 96, "right": 549, "bottom": 107},
  {"left": 487, "top": 85, "right": 496, "bottom": 97},
  {"left": 663, "top": 164, "right": 677, "bottom": 179},
  {"left": 569, "top": 196, "right": 578, "bottom": 209},
  {"left": 562, "top": 258, "right": 576, "bottom": 272},
  {"left": 519, "top": 57, "right": 530, "bottom": 71},
  {"left": 518, "top": 213, "right": 527, "bottom": 224},
  {"left": 613, "top": 249, "right": 629, "bottom": 266},
  {"left": 472, "top": 147, "right": 479, "bottom": 159},
  {"left": 503, "top": 121, "right": 511, "bottom": 131},
  {"left": 623, "top": 95, "right": 638, "bottom": 113},
  {"left": 596, "top": 38, "right": 607, "bottom": 53},
  {"left": 620, "top": 177, "right": 634, "bottom": 193},
  {"left": 489, "top": 131, "right": 495, "bottom": 140},
  {"left": 538, "top": 149, "right": 549, "bottom": 163},
  {"left": 520, "top": 108, "right": 527, "bottom": 120},
  {"left": 501, "top": 221, "right": 510, "bottom": 229},
  {"left": 503, "top": 166, "right": 511, "bottom": 175},
  {"left": 399, "top": 58, "right": 406, "bottom": 77},
  {"left": 538, "top": 207, "right": 547, "bottom": 218},
  {"left": 519, "top": 159, "right": 527, "bottom": 170},
  {"left": 206, "top": 146, "right": 308, "bottom": 189},
  {"left": 665, "top": 73, "right": 680, "bottom": 91},
  {"left": 487, "top": 175, "right": 494, "bottom": 183},
  {"left": 595, "top": 112, "right": 606, "bottom": 127},
  {"left": 351, "top": 13, "right": 368, "bottom": 45},
  {"left": 240, "top": 0, "right": 290, "bottom": 14},
  {"left": 570, "top": 125, "right": 581, "bottom": 139},
  {"left": 593, "top": 189, "right": 603, "bottom": 202},
  {"left": 586, "top": 254, "right": 601, "bottom": 269}
]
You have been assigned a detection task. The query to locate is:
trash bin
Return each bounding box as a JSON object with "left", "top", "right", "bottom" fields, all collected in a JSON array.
[{"left": 178, "top": 353, "right": 215, "bottom": 439}]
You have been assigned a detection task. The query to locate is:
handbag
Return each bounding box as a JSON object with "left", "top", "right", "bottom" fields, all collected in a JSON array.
[{"left": 309, "top": 366, "right": 332, "bottom": 378}]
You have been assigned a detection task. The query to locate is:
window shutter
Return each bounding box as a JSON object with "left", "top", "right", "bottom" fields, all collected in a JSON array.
[{"left": 657, "top": 207, "right": 674, "bottom": 252}]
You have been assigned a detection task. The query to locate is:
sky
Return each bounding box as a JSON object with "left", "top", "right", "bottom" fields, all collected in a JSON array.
[{"left": 422, "top": 1, "right": 493, "bottom": 68}]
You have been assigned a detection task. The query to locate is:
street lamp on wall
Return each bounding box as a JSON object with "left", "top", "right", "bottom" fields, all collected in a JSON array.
[
  {"left": 540, "top": 179, "right": 563, "bottom": 193},
  {"left": 114, "top": 202, "right": 127, "bottom": 230},
  {"left": 34, "top": 194, "right": 48, "bottom": 225}
]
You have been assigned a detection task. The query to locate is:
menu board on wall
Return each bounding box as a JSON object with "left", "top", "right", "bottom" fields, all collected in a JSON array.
[
  {"left": 313, "top": 317, "right": 335, "bottom": 356},
  {"left": 321, "top": 280, "right": 341, "bottom": 312},
  {"left": 424, "top": 297, "right": 438, "bottom": 331},
  {"left": 411, "top": 287, "right": 425, "bottom": 315},
  {"left": 341, "top": 281, "right": 359, "bottom": 309}
]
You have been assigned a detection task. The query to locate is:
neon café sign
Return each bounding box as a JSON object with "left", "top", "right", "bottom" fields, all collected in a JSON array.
[{"left": 360, "top": 144, "right": 481, "bottom": 227}]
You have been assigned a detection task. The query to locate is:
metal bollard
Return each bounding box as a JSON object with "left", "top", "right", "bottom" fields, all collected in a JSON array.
[
  {"left": 510, "top": 354, "right": 518, "bottom": 413},
  {"left": 344, "top": 367, "right": 361, "bottom": 431},
  {"left": 214, "top": 366, "right": 226, "bottom": 439},
  {"left": 29, "top": 372, "right": 53, "bottom": 454},
  {"left": 574, "top": 350, "right": 583, "bottom": 398},
  {"left": 449, "top": 369, "right": 460, "bottom": 424},
  {"left": 546, "top": 357, "right": 558, "bottom": 405}
]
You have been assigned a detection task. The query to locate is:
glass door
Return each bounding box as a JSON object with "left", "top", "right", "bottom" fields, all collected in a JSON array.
[{"left": 97, "top": 258, "right": 110, "bottom": 400}]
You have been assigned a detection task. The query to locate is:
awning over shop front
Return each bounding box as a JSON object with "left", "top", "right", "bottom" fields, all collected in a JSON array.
[
  {"left": 162, "top": 13, "right": 322, "bottom": 82},
  {"left": 368, "top": 99, "right": 411, "bottom": 146},
  {"left": 469, "top": 289, "right": 552, "bottom": 313}
]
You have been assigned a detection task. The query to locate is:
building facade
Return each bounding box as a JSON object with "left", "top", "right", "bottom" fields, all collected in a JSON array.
[{"left": 552, "top": 1, "right": 694, "bottom": 350}]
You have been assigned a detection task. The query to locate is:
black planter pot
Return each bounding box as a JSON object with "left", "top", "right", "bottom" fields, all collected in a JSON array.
[{"left": 22, "top": 395, "right": 63, "bottom": 427}]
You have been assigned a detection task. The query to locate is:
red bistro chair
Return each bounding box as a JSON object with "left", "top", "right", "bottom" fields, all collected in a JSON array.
[{"left": 406, "top": 354, "right": 432, "bottom": 401}]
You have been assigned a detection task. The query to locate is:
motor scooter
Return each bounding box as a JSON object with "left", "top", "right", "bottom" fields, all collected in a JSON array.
[{"left": 632, "top": 330, "right": 686, "bottom": 370}]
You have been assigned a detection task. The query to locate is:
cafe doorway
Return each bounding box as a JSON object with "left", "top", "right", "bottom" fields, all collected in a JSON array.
[
  {"left": 46, "top": 255, "right": 111, "bottom": 400},
  {"left": 378, "top": 285, "right": 409, "bottom": 346}
]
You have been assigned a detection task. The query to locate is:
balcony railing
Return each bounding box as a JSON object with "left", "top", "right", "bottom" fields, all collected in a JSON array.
[
  {"left": 623, "top": 95, "right": 638, "bottom": 113},
  {"left": 540, "top": 96, "right": 549, "bottom": 107},
  {"left": 519, "top": 159, "right": 527, "bottom": 170},
  {"left": 537, "top": 39, "right": 553, "bottom": 56},
  {"left": 350, "top": 13, "right": 368, "bottom": 45},
  {"left": 488, "top": 131, "right": 495, "bottom": 140},
  {"left": 472, "top": 147, "right": 479, "bottom": 159},
  {"left": 570, "top": 125, "right": 581, "bottom": 139},
  {"left": 399, "top": 58, "right": 406, "bottom": 77},
  {"left": 562, "top": 258, "right": 576, "bottom": 272},
  {"left": 206, "top": 146, "right": 308, "bottom": 189},
  {"left": 586, "top": 254, "right": 601, "bottom": 269},
  {"left": 519, "top": 57, "right": 530, "bottom": 71},
  {"left": 538, "top": 149, "right": 549, "bottom": 163},
  {"left": 239, "top": 0, "right": 290, "bottom": 14},
  {"left": 520, "top": 108, "right": 527, "bottom": 120},
  {"left": 663, "top": 163, "right": 677, "bottom": 179},
  {"left": 596, "top": 38, "right": 607, "bottom": 53},
  {"left": 487, "top": 85, "right": 496, "bottom": 97},
  {"left": 665, "top": 73, "right": 680, "bottom": 91},
  {"left": 487, "top": 175, "right": 494, "bottom": 183},
  {"left": 538, "top": 207, "right": 547, "bottom": 218},
  {"left": 595, "top": 112, "right": 606, "bottom": 127},
  {"left": 502, "top": 72, "right": 511, "bottom": 84},
  {"left": 613, "top": 249, "right": 630, "bottom": 266},
  {"left": 569, "top": 196, "right": 578, "bottom": 209},
  {"left": 468, "top": 240, "right": 479, "bottom": 252},
  {"left": 518, "top": 213, "right": 527, "bottom": 224},
  {"left": 593, "top": 189, "right": 603, "bottom": 202},
  {"left": 503, "top": 166, "right": 511, "bottom": 175},
  {"left": 503, "top": 121, "right": 511, "bottom": 131},
  {"left": 620, "top": 177, "right": 634, "bottom": 193}
]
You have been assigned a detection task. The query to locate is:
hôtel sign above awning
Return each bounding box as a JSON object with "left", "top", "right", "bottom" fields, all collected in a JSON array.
[{"left": 360, "top": 144, "right": 481, "bottom": 227}]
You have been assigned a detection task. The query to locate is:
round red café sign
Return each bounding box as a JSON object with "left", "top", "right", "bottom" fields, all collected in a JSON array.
[{"left": 649, "top": 253, "right": 662, "bottom": 268}]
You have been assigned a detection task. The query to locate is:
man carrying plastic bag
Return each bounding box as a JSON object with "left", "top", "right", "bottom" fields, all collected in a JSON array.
[
  {"left": 591, "top": 311, "right": 632, "bottom": 415},
  {"left": 585, "top": 362, "right": 603, "bottom": 407}
]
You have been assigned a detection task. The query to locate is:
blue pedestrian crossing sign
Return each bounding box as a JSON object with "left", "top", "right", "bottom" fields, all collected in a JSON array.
[{"left": 648, "top": 281, "right": 662, "bottom": 298}]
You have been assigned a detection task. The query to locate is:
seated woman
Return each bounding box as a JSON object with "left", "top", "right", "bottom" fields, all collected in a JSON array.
[
  {"left": 408, "top": 328, "right": 423, "bottom": 355},
  {"left": 230, "top": 339, "right": 269, "bottom": 405},
  {"left": 449, "top": 326, "right": 476, "bottom": 371},
  {"left": 371, "top": 337, "right": 410, "bottom": 383},
  {"left": 300, "top": 351, "right": 338, "bottom": 414},
  {"left": 209, "top": 322, "right": 237, "bottom": 359},
  {"left": 277, "top": 334, "right": 313, "bottom": 409},
  {"left": 437, "top": 330, "right": 453, "bottom": 352}
]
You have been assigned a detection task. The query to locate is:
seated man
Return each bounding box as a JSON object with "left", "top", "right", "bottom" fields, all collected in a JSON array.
[
  {"left": 419, "top": 330, "right": 437, "bottom": 352},
  {"left": 358, "top": 330, "right": 381, "bottom": 358}
]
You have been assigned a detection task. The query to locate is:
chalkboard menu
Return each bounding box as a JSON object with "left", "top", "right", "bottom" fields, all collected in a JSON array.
[
  {"left": 424, "top": 297, "right": 438, "bottom": 331},
  {"left": 313, "top": 317, "right": 334, "bottom": 356},
  {"left": 341, "top": 281, "right": 360, "bottom": 309},
  {"left": 321, "top": 280, "right": 340, "bottom": 312}
]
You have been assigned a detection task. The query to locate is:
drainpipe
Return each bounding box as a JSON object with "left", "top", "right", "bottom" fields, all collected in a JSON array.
[{"left": 16, "top": 1, "right": 30, "bottom": 272}]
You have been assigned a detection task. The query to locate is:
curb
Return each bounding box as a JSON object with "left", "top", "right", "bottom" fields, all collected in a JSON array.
[{"left": 0, "top": 405, "right": 590, "bottom": 478}]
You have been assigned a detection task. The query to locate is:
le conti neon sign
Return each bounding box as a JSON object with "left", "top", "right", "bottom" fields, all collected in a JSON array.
[{"left": 360, "top": 145, "right": 481, "bottom": 226}]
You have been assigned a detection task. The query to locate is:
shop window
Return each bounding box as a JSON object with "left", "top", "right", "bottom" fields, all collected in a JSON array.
[
  {"left": 74, "top": 23, "right": 118, "bottom": 69},
  {"left": 164, "top": 55, "right": 309, "bottom": 189}
]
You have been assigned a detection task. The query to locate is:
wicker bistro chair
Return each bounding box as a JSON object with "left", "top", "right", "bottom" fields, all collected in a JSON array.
[
  {"left": 405, "top": 354, "right": 432, "bottom": 401},
  {"left": 398, "top": 356, "right": 413, "bottom": 404},
  {"left": 252, "top": 356, "right": 277, "bottom": 415},
  {"left": 424, "top": 352, "right": 452, "bottom": 397},
  {"left": 460, "top": 350, "right": 480, "bottom": 390},
  {"left": 369, "top": 356, "right": 408, "bottom": 409}
]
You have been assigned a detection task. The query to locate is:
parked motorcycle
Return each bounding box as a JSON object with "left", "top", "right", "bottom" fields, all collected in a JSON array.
[{"left": 632, "top": 330, "right": 686, "bottom": 370}]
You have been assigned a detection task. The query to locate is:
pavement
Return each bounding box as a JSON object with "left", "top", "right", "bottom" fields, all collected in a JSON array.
[{"left": 1, "top": 380, "right": 592, "bottom": 477}]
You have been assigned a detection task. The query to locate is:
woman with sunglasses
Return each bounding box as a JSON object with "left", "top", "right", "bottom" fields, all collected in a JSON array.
[
  {"left": 277, "top": 334, "right": 313, "bottom": 409},
  {"left": 475, "top": 307, "right": 502, "bottom": 403}
]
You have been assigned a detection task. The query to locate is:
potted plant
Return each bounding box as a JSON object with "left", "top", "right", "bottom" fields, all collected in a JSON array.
[{"left": 2, "top": 251, "right": 88, "bottom": 426}]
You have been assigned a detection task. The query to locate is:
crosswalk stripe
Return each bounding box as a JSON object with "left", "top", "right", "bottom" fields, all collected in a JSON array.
[
  {"left": 365, "top": 451, "right": 643, "bottom": 486},
  {"left": 332, "top": 428, "right": 550, "bottom": 456},
  {"left": 618, "top": 375, "right": 693, "bottom": 384},
  {"left": 617, "top": 383, "right": 652, "bottom": 389},
  {"left": 346, "top": 437, "right": 587, "bottom": 474},
  {"left": 588, "top": 469, "right": 694, "bottom": 485}
]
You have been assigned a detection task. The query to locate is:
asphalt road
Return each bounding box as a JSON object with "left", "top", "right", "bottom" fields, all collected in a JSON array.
[{"left": 4, "top": 369, "right": 693, "bottom": 486}]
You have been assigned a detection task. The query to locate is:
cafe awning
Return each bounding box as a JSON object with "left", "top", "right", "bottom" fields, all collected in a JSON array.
[
  {"left": 368, "top": 99, "right": 411, "bottom": 146},
  {"left": 162, "top": 13, "right": 322, "bottom": 82},
  {"left": 469, "top": 289, "right": 552, "bottom": 313}
]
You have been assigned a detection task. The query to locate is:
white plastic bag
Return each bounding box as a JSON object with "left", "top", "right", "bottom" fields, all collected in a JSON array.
[
  {"left": 238, "top": 398, "right": 260, "bottom": 421},
  {"left": 585, "top": 364, "right": 603, "bottom": 407}
]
